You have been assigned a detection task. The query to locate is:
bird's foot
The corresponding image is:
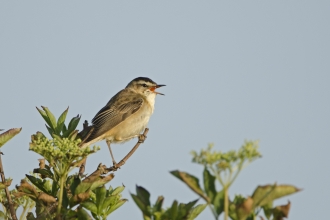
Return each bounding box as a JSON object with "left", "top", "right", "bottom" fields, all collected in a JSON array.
[
  {"left": 110, "top": 161, "right": 120, "bottom": 171},
  {"left": 138, "top": 134, "right": 147, "bottom": 143}
]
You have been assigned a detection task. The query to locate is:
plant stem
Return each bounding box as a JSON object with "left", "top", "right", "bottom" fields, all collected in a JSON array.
[
  {"left": 208, "top": 203, "right": 218, "bottom": 220},
  {"left": 229, "top": 161, "right": 244, "bottom": 187},
  {"left": 20, "top": 204, "right": 28, "bottom": 220},
  {"left": 56, "top": 173, "right": 66, "bottom": 218},
  {"left": 210, "top": 166, "right": 225, "bottom": 187},
  {"left": 224, "top": 186, "right": 228, "bottom": 220},
  {"left": 0, "top": 152, "right": 17, "bottom": 220}
]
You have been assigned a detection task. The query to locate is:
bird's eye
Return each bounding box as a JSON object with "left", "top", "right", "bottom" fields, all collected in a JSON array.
[{"left": 142, "top": 83, "right": 148, "bottom": 87}]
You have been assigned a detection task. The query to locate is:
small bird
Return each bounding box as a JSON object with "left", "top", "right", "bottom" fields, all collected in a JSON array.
[{"left": 79, "top": 77, "right": 165, "bottom": 166}]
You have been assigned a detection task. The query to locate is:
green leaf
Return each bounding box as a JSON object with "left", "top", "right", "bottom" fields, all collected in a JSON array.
[
  {"left": 81, "top": 201, "right": 98, "bottom": 214},
  {"left": 273, "top": 201, "right": 291, "bottom": 219},
  {"left": 0, "top": 128, "right": 22, "bottom": 148},
  {"left": 111, "top": 185, "right": 125, "bottom": 195},
  {"left": 0, "top": 211, "right": 7, "bottom": 219},
  {"left": 25, "top": 175, "right": 51, "bottom": 194},
  {"left": 77, "top": 206, "right": 93, "bottom": 220},
  {"left": 69, "top": 130, "right": 79, "bottom": 141},
  {"left": 169, "top": 200, "right": 178, "bottom": 219},
  {"left": 178, "top": 199, "right": 199, "bottom": 219},
  {"left": 131, "top": 194, "right": 150, "bottom": 217},
  {"left": 183, "top": 199, "right": 199, "bottom": 212},
  {"left": 262, "top": 202, "right": 273, "bottom": 219},
  {"left": 75, "top": 182, "right": 91, "bottom": 195},
  {"left": 0, "top": 180, "right": 11, "bottom": 189},
  {"left": 36, "top": 107, "right": 52, "bottom": 129},
  {"left": 56, "top": 107, "right": 68, "bottom": 135},
  {"left": 89, "top": 174, "right": 114, "bottom": 191},
  {"left": 51, "top": 181, "right": 59, "bottom": 197},
  {"left": 187, "top": 204, "right": 207, "bottom": 220},
  {"left": 203, "top": 167, "right": 216, "bottom": 203},
  {"left": 235, "top": 197, "right": 254, "bottom": 220},
  {"left": 102, "top": 195, "right": 117, "bottom": 211},
  {"left": 41, "top": 106, "right": 57, "bottom": 130},
  {"left": 106, "top": 199, "right": 127, "bottom": 216},
  {"left": 65, "top": 115, "right": 81, "bottom": 137},
  {"left": 252, "top": 184, "right": 301, "bottom": 207},
  {"left": 170, "top": 170, "right": 209, "bottom": 202},
  {"left": 46, "top": 125, "right": 54, "bottom": 138},
  {"left": 62, "top": 124, "right": 67, "bottom": 134},
  {"left": 62, "top": 188, "right": 69, "bottom": 208},
  {"left": 69, "top": 176, "right": 81, "bottom": 196},
  {"left": 33, "top": 168, "right": 54, "bottom": 179},
  {"left": 95, "top": 186, "right": 107, "bottom": 213},
  {"left": 154, "top": 196, "right": 164, "bottom": 212},
  {"left": 136, "top": 185, "right": 151, "bottom": 207},
  {"left": 213, "top": 190, "right": 224, "bottom": 216}
]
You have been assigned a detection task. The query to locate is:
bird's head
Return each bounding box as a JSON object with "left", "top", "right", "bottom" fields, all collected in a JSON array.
[{"left": 126, "top": 77, "right": 165, "bottom": 97}]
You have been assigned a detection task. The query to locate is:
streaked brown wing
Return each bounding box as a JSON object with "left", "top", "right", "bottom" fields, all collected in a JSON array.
[{"left": 85, "top": 92, "right": 143, "bottom": 142}]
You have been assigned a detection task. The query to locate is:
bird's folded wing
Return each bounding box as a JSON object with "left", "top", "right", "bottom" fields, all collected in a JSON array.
[{"left": 86, "top": 95, "right": 144, "bottom": 142}]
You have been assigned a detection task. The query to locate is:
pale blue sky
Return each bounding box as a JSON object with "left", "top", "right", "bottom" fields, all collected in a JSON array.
[{"left": 1, "top": 1, "right": 329, "bottom": 219}]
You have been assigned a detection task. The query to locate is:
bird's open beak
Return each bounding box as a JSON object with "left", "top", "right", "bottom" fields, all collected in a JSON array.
[{"left": 151, "top": 84, "right": 166, "bottom": 95}]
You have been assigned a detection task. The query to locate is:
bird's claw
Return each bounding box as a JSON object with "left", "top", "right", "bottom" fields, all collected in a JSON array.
[
  {"left": 109, "top": 161, "right": 120, "bottom": 171},
  {"left": 138, "top": 134, "right": 147, "bottom": 143}
]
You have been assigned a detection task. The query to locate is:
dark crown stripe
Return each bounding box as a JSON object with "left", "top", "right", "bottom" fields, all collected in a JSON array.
[{"left": 131, "top": 77, "right": 155, "bottom": 84}]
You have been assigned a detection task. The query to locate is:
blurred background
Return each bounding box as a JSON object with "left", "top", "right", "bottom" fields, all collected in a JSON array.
[{"left": 1, "top": 1, "right": 329, "bottom": 219}]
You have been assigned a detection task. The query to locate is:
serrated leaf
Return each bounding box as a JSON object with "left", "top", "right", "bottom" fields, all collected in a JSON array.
[
  {"left": 203, "top": 167, "right": 216, "bottom": 203},
  {"left": 252, "top": 184, "right": 301, "bottom": 207},
  {"left": 170, "top": 170, "right": 209, "bottom": 202},
  {"left": 41, "top": 106, "right": 57, "bottom": 130},
  {"left": 187, "top": 204, "right": 207, "bottom": 220},
  {"left": 0, "top": 128, "right": 22, "bottom": 148},
  {"left": 56, "top": 107, "right": 69, "bottom": 135}
]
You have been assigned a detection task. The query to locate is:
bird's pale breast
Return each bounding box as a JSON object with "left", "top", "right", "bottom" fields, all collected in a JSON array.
[{"left": 103, "top": 99, "right": 153, "bottom": 143}]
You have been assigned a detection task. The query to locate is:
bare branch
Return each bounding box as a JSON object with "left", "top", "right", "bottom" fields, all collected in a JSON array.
[{"left": 107, "top": 128, "right": 149, "bottom": 172}]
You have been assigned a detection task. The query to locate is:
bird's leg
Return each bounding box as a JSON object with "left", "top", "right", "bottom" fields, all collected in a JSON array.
[{"left": 106, "top": 140, "right": 117, "bottom": 167}]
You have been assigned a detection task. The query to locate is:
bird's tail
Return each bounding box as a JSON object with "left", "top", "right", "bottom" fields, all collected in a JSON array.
[{"left": 78, "top": 120, "right": 95, "bottom": 147}]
